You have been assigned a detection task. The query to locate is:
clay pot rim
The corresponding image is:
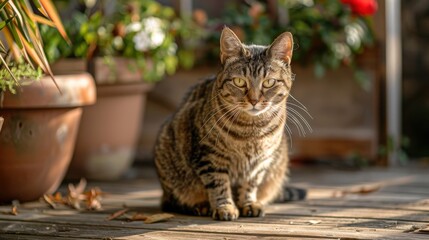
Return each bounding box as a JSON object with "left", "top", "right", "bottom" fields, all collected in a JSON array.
[{"left": 1, "top": 73, "right": 96, "bottom": 109}]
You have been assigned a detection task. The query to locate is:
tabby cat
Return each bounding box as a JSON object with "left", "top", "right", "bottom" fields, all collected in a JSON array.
[{"left": 154, "top": 27, "right": 304, "bottom": 221}]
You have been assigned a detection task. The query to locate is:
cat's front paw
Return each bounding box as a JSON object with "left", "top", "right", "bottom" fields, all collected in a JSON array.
[
  {"left": 240, "top": 202, "right": 265, "bottom": 217},
  {"left": 212, "top": 204, "right": 239, "bottom": 221},
  {"left": 192, "top": 202, "right": 212, "bottom": 216}
]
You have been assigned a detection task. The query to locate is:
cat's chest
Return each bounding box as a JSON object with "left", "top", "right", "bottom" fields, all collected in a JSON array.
[
  {"left": 227, "top": 136, "right": 281, "bottom": 179},
  {"left": 229, "top": 129, "right": 283, "bottom": 158}
]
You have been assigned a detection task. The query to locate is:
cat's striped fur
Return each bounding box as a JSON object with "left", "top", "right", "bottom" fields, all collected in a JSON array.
[{"left": 154, "top": 27, "right": 304, "bottom": 221}]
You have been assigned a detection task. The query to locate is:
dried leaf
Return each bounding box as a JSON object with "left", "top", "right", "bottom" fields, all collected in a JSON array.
[
  {"left": 130, "top": 213, "right": 148, "bottom": 221},
  {"left": 43, "top": 194, "right": 57, "bottom": 209},
  {"left": 353, "top": 185, "right": 381, "bottom": 194},
  {"left": 10, "top": 206, "right": 18, "bottom": 215},
  {"left": 68, "top": 178, "right": 87, "bottom": 198},
  {"left": 1, "top": 205, "right": 18, "bottom": 216},
  {"left": 144, "top": 213, "right": 174, "bottom": 224},
  {"left": 53, "top": 192, "right": 64, "bottom": 203},
  {"left": 85, "top": 188, "right": 102, "bottom": 210},
  {"left": 67, "top": 195, "right": 81, "bottom": 210},
  {"left": 43, "top": 179, "right": 104, "bottom": 211},
  {"left": 106, "top": 208, "right": 129, "bottom": 221},
  {"left": 39, "top": 0, "right": 71, "bottom": 44},
  {"left": 334, "top": 185, "right": 381, "bottom": 198}
]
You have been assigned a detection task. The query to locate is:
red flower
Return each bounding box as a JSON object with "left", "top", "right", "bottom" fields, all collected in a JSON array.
[{"left": 341, "top": 0, "right": 378, "bottom": 16}]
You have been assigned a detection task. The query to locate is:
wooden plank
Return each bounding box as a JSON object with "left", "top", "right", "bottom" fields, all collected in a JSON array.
[
  {"left": 0, "top": 234, "right": 78, "bottom": 240},
  {"left": 2, "top": 199, "right": 429, "bottom": 223},
  {"left": 1, "top": 206, "right": 429, "bottom": 238},
  {"left": 298, "top": 198, "right": 429, "bottom": 212},
  {"left": 116, "top": 231, "right": 318, "bottom": 240},
  {"left": 0, "top": 219, "right": 427, "bottom": 240},
  {"left": 2, "top": 208, "right": 427, "bottom": 230}
]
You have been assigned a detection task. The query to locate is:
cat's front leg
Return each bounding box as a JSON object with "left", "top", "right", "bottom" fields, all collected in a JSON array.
[
  {"left": 197, "top": 163, "right": 239, "bottom": 221},
  {"left": 237, "top": 171, "right": 266, "bottom": 217}
]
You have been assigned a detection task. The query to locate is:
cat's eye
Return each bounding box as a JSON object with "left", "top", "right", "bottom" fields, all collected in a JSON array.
[
  {"left": 232, "top": 77, "right": 246, "bottom": 87},
  {"left": 263, "top": 79, "right": 276, "bottom": 88}
]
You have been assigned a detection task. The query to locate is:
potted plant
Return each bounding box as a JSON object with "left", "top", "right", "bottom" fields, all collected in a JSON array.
[
  {"left": 41, "top": 0, "right": 205, "bottom": 180},
  {"left": 0, "top": 0, "right": 96, "bottom": 202}
]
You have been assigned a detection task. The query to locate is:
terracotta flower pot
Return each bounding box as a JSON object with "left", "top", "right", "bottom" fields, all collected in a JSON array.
[
  {"left": 0, "top": 74, "right": 96, "bottom": 203},
  {"left": 52, "top": 57, "right": 153, "bottom": 180},
  {"left": 68, "top": 82, "right": 152, "bottom": 180}
]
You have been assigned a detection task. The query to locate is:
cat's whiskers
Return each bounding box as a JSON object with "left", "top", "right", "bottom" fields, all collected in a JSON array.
[
  {"left": 225, "top": 108, "right": 242, "bottom": 143},
  {"left": 284, "top": 94, "right": 313, "bottom": 137},
  {"left": 286, "top": 102, "right": 313, "bottom": 119},
  {"left": 201, "top": 103, "right": 231, "bottom": 130},
  {"left": 265, "top": 106, "right": 292, "bottom": 147},
  {"left": 215, "top": 106, "right": 240, "bottom": 147},
  {"left": 287, "top": 107, "right": 313, "bottom": 134},
  {"left": 289, "top": 94, "right": 308, "bottom": 111},
  {"left": 200, "top": 105, "right": 239, "bottom": 143},
  {"left": 207, "top": 90, "right": 223, "bottom": 107},
  {"left": 215, "top": 105, "right": 239, "bottom": 146},
  {"left": 285, "top": 124, "right": 293, "bottom": 148},
  {"left": 287, "top": 111, "right": 306, "bottom": 136}
]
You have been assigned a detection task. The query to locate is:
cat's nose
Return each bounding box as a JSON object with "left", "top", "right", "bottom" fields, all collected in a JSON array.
[{"left": 249, "top": 99, "right": 258, "bottom": 106}]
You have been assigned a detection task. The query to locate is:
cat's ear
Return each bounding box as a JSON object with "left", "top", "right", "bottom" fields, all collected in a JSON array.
[
  {"left": 268, "top": 32, "right": 293, "bottom": 65},
  {"left": 220, "top": 27, "right": 244, "bottom": 64}
]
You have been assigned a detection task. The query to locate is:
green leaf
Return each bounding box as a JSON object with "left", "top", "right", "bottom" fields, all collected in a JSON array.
[
  {"left": 0, "top": 0, "right": 10, "bottom": 11},
  {"left": 0, "top": 54, "right": 20, "bottom": 86},
  {"left": 0, "top": 15, "right": 14, "bottom": 30}
]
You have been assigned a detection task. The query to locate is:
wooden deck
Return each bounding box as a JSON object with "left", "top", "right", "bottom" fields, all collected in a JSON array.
[{"left": 1, "top": 165, "right": 429, "bottom": 239}]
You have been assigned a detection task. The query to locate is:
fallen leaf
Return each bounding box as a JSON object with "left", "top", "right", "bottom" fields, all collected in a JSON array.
[
  {"left": 67, "top": 195, "right": 82, "bottom": 210},
  {"left": 334, "top": 185, "right": 381, "bottom": 197},
  {"left": 308, "top": 220, "right": 321, "bottom": 225},
  {"left": 86, "top": 188, "right": 102, "bottom": 210},
  {"left": 68, "top": 178, "right": 87, "bottom": 199},
  {"left": 144, "top": 213, "right": 174, "bottom": 224},
  {"left": 106, "top": 208, "right": 129, "bottom": 221},
  {"left": 10, "top": 206, "right": 18, "bottom": 215},
  {"left": 42, "top": 179, "right": 104, "bottom": 211},
  {"left": 53, "top": 192, "right": 61, "bottom": 201},
  {"left": 1, "top": 205, "right": 18, "bottom": 216},
  {"left": 130, "top": 213, "right": 148, "bottom": 221},
  {"left": 354, "top": 185, "right": 381, "bottom": 194},
  {"left": 43, "top": 194, "right": 57, "bottom": 209}
]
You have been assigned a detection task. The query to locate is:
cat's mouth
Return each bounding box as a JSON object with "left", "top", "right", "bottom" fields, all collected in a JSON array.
[{"left": 246, "top": 106, "right": 268, "bottom": 116}]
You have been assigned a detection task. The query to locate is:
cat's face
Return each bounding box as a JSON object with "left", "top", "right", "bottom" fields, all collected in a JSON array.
[{"left": 217, "top": 27, "right": 294, "bottom": 116}]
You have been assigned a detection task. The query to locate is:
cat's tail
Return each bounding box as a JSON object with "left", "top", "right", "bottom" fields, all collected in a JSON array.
[{"left": 275, "top": 186, "right": 307, "bottom": 202}]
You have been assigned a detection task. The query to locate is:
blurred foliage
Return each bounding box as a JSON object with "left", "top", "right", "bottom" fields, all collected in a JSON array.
[
  {"left": 378, "top": 136, "right": 410, "bottom": 165},
  {"left": 208, "top": 0, "right": 376, "bottom": 84},
  {"left": 39, "top": 0, "right": 376, "bottom": 84},
  {"left": 41, "top": 0, "right": 208, "bottom": 82}
]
